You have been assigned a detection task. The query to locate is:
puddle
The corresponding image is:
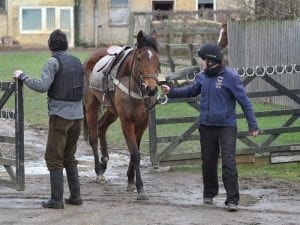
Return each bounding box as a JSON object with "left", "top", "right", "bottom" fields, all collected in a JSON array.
[
  {"left": 0, "top": 151, "right": 149, "bottom": 184},
  {"left": 240, "top": 194, "right": 259, "bottom": 206},
  {"left": 20, "top": 152, "right": 138, "bottom": 183},
  {"left": 0, "top": 199, "right": 41, "bottom": 209},
  {"left": 25, "top": 161, "right": 48, "bottom": 175}
]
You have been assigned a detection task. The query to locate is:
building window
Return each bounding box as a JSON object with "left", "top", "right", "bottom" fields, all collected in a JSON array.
[
  {"left": 110, "top": 0, "right": 129, "bottom": 25},
  {"left": 0, "top": 0, "right": 7, "bottom": 13},
  {"left": 153, "top": 1, "right": 174, "bottom": 11},
  {"left": 198, "top": 0, "right": 213, "bottom": 10},
  {"left": 46, "top": 8, "right": 56, "bottom": 30},
  {"left": 20, "top": 7, "right": 73, "bottom": 33},
  {"left": 22, "top": 9, "right": 42, "bottom": 30},
  {"left": 152, "top": 1, "right": 174, "bottom": 20},
  {"left": 198, "top": 0, "right": 214, "bottom": 19}
]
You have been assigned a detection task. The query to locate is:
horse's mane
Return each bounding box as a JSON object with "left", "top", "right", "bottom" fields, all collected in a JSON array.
[{"left": 136, "top": 35, "right": 159, "bottom": 53}]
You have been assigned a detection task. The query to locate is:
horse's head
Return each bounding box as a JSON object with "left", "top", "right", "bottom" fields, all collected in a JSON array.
[
  {"left": 134, "top": 30, "right": 159, "bottom": 97},
  {"left": 217, "top": 23, "right": 228, "bottom": 49}
]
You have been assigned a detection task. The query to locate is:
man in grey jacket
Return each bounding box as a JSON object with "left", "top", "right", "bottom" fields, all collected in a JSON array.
[{"left": 13, "top": 29, "right": 84, "bottom": 209}]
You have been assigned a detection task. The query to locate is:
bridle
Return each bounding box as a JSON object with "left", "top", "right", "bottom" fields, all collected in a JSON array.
[
  {"left": 112, "top": 45, "right": 166, "bottom": 111},
  {"left": 134, "top": 50, "right": 158, "bottom": 87},
  {"left": 127, "top": 48, "right": 160, "bottom": 110}
]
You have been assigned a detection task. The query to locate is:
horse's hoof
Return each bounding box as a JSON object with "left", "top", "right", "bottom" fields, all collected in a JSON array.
[
  {"left": 127, "top": 183, "right": 136, "bottom": 192},
  {"left": 137, "top": 192, "right": 149, "bottom": 201},
  {"left": 96, "top": 175, "right": 107, "bottom": 184}
]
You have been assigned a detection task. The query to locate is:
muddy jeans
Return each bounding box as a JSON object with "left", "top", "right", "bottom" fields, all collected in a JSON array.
[
  {"left": 199, "top": 125, "right": 239, "bottom": 205},
  {"left": 45, "top": 115, "right": 82, "bottom": 170}
]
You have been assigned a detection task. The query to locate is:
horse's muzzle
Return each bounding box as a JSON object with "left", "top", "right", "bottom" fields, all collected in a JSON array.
[{"left": 144, "top": 86, "right": 158, "bottom": 97}]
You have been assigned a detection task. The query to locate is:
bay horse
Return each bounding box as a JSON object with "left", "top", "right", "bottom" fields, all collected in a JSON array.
[
  {"left": 217, "top": 23, "right": 228, "bottom": 49},
  {"left": 83, "top": 30, "right": 159, "bottom": 200}
]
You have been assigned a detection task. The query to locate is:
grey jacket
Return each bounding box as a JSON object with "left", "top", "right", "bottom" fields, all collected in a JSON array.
[{"left": 20, "top": 51, "right": 84, "bottom": 120}]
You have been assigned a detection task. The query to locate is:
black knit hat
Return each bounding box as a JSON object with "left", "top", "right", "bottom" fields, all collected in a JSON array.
[
  {"left": 197, "top": 43, "right": 223, "bottom": 63},
  {"left": 48, "top": 29, "right": 68, "bottom": 52}
]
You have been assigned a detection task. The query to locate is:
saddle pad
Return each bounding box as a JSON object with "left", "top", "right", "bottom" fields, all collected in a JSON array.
[
  {"left": 90, "top": 55, "right": 115, "bottom": 92},
  {"left": 89, "top": 46, "right": 133, "bottom": 92}
]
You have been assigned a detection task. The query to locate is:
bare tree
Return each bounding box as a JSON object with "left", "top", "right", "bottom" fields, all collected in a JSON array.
[{"left": 235, "top": 0, "right": 299, "bottom": 20}]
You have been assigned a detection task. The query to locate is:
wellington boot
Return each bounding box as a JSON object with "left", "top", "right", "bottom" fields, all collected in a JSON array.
[
  {"left": 65, "top": 167, "right": 83, "bottom": 205},
  {"left": 42, "top": 170, "right": 64, "bottom": 209}
]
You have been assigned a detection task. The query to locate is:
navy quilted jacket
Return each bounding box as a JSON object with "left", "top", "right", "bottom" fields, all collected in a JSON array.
[{"left": 168, "top": 66, "right": 258, "bottom": 131}]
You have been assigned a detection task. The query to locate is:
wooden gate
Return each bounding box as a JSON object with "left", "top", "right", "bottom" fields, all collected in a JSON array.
[
  {"left": 149, "top": 71, "right": 300, "bottom": 167},
  {"left": 149, "top": 20, "right": 300, "bottom": 167},
  {"left": 0, "top": 80, "right": 24, "bottom": 190}
]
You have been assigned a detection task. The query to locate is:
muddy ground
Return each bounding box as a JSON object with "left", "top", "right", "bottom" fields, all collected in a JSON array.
[{"left": 0, "top": 120, "right": 299, "bottom": 225}]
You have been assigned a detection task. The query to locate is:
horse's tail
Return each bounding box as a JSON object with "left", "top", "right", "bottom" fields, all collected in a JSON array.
[{"left": 82, "top": 104, "right": 89, "bottom": 142}]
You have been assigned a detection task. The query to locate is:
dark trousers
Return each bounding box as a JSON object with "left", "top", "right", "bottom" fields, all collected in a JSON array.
[
  {"left": 45, "top": 115, "right": 82, "bottom": 170},
  {"left": 199, "top": 125, "right": 239, "bottom": 204}
]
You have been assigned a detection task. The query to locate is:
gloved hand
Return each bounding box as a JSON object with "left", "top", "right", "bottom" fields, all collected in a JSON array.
[{"left": 13, "top": 70, "right": 27, "bottom": 81}]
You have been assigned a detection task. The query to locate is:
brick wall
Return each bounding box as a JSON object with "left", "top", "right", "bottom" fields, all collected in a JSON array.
[
  {"left": 176, "top": 0, "right": 197, "bottom": 11},
  {"left": 77, "top": 0, "right": 95, "bottom": 46},
  {"left": 0, "top": 14, "right": 8, "bottom": 38},
  {"left": 85, "top": 0, "right": 200, "bottom": 47}
]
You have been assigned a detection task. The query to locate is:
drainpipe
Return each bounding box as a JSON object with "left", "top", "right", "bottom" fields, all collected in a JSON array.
[
  {"left": 7, "top": 0, "right": 10, "bottom": 37},
  {"left": 74, "top": 0, "right": 81, "bottom": 46},
  {"left": 213, "top": 0, "right": 217, "bottom": 21},
  {"left": 94, "top": 0, "right": 98, "bottom": 47}
]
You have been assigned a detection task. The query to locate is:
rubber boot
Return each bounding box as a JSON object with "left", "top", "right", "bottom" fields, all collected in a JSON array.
[
  {"left": 42, "top": 170, "right": 64, "bottom": 209},
  {"left": 65, "top": 166, "right": 83, "bottom": 205}
]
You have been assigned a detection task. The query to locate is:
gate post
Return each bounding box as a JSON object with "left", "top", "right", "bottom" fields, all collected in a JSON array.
[
  {"left": 148, "top": 108, "right": 159, "bottom": 168},
  {"left": 15, "top": 80, "right": 24, "bottom": 191}
]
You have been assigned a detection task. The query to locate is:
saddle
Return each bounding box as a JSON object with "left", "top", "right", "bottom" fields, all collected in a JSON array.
[{"left": 90, "top": 46, "right": 132, "bottom": 93}]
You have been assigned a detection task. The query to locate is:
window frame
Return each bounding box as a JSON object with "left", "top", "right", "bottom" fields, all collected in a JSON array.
[
  {"left": 110, "top": 0, "right": 128, "bottom": 7},
  {"left": 109, "top": 0, "right": 129, "bottom": 26},
  {"left": 19, "top": 6, "right": 73, "bottom": 34},
  {"left": 0, "top": 0, "right": 7, "bottom": 13}
]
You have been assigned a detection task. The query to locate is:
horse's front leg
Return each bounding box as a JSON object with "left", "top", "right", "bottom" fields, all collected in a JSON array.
[
  {"left": 126, "top": 159, "right": 135, "bottom": 192},
  {"left": 127, "top": 119, "right": 148, "bottom": 191},
  {"left": 133, "top": 118, "right": 149, "bottom": 200},
  {"left": 122, "top": 123, "right": 148, "bottom": 200},
  {"left": 131, "top": 151, "right": 148, "bottom": 200}
]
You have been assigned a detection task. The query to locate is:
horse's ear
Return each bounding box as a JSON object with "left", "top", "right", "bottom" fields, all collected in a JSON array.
[
  {"left": 151, "top": 30, "right": 158, "bottom": 41},
  {"left": 137, "top": 30, "right": 144, "bottom": 44}
]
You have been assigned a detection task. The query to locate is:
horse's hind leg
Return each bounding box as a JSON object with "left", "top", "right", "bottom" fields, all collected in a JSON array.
[
  {"left": 97, "top": 109, "right": 118, "bottom": 178},
  {"left": 85, "top": 95, "right": 102, "bottom": 179}
]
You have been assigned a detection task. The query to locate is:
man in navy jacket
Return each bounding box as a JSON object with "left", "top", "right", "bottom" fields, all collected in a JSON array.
[{"left": 161, "top": 43, "right": 259, "bottom": 212}]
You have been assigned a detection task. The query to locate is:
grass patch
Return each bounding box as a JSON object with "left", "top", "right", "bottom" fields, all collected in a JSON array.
[
  {"left": 0, "top": 50, "right": 299, "bottom": 155},
  {"left": 237, "top": 162, "right": 300, "bottom": 182},
  {"left": 0, "top": 50, "right": 136, "bottom": 149},
  {"left": 0, "top": 50, "right": 91, "bottom": 125},
  {"left": 170, "top": 162, "right": 300, "bottom": 183}
]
